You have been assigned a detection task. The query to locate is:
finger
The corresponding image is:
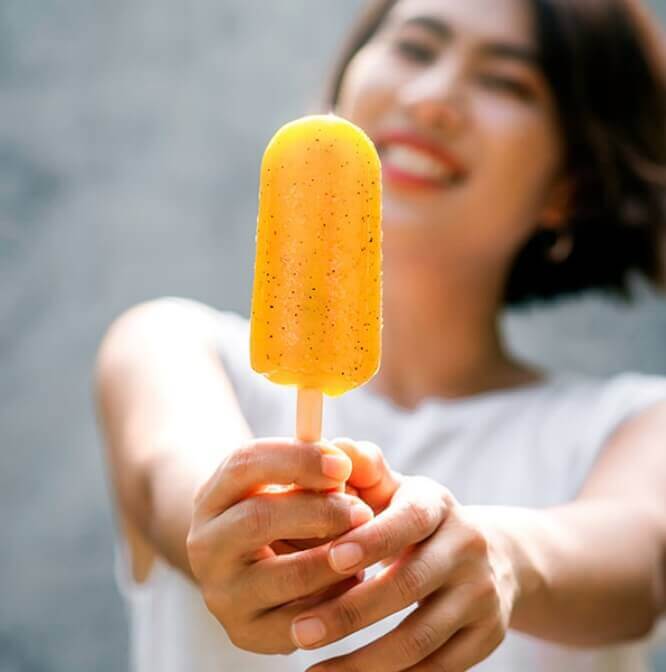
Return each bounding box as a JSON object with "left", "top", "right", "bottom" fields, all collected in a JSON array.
[
  {"left": 210, "top": 573, "right": 365, "bottom": 658},
  {"left": 332, "top": 439, "right": 402, "bottom": 511},
  {"left": 243, "top": 574, "right": 362, "bottom": 656},
  {"left": 194, "top": 438, "right": 353, "bottom": 521},
  {"left": 344, "top": 484, "right": 359, "bottom": 497},
  {"left": 290, "top": 539, "right": 465, "bottom": 650},
  {"left": 296, "top": 572, "right": 365, "bottom": 608},
  {"left": 209, "top": 490, "right": 374, "bottom": 557},
  {"left": 326, "top": 477, "right": 450, "bottom": 574},
  {"left": 302, "top": 587, "right": 481, "bottom": 671},
  {"left": 283, "top": 537, "right": 337, "bottom": 552},
  {"left": 412, "top": 623, "right": 505, "bottom": 672},
  {"left": 246, "top": 543, "right": 364, "bottom": 609}
]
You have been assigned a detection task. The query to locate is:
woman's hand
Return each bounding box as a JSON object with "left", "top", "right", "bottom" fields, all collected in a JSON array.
[
  {"left": 186, "top": 438, "right": 376, "bottom": 654},
  {"left": 291, "top": 475, "right": 518, "bottom": 672}
]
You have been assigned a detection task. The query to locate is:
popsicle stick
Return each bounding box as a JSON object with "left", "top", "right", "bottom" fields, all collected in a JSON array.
[
  {"left": 296, "top": 388, "right": 323, "bottom": 442},
  {"left": 297, "top": 389, "right": 345, "bottom": 493}
]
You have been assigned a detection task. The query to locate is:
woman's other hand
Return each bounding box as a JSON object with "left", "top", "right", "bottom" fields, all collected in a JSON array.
[
  {"left": 331, "top": 438, "right": 402, "bottom": 514},
  {"left": 291, "top": 477, "right": 516, "bottom": 672}
]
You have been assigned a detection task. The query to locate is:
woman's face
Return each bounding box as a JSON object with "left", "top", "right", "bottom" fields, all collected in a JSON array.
[{"left": 336, "top": 0, "right": 564, "bottom": 271}]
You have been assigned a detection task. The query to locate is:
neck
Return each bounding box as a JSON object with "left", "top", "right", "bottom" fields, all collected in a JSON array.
[{"left": 370, "top": 253, "right": 540, "bottom": 409}]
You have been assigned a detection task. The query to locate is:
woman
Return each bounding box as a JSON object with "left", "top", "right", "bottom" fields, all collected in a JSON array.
[{"left": 96, "top": 0, "right": 666, "bottom": 670}]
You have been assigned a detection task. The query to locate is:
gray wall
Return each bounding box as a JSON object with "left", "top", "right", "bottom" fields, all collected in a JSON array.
[{"left": 1, "top": 1, "right": 665, "bottom": 670}]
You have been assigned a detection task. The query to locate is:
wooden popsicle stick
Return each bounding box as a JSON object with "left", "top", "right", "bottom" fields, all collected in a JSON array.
[
  {"left": 296, "top": 388, "right": 323, "bottom": 442},
  {"left": 296, "top": 388, "right": 346, "bottom": 493}
]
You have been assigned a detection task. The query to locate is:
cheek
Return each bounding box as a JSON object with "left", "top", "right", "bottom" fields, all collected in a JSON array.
[
  {"left": 474, "top": 101, "right": 563, "bottom": 221},
  {"left": 335, "top": 45, "right": 397, "bottom": 129}
]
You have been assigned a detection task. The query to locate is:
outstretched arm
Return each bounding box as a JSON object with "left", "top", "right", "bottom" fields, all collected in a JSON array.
[
  {"left": 291, "top": 403, "right": 666, "bottom": 671},
  {"left": 95, "top": 299, "right": 380, "bottom": 653},
  {"left": 504, "top": 400, "right": 666, "bottom": 643}
]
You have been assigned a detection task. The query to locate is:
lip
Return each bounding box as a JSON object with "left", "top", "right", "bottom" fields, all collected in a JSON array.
[{"left": 374, "top": 129, "right": 467, "bottom": 190}]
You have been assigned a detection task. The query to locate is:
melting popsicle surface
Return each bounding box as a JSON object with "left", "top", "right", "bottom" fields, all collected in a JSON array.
[{"left": 250, "top": 114, "right": 382, "bottom": 396}]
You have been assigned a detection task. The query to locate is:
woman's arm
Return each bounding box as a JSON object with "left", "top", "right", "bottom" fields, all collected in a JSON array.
[
  {"left": 290, "top": 403, "right": 666, "bottom": 671},
  {"left": 95, "top": 298, "right": 252, "bottom": 578},
  {"left": 95, "top": 299, "right": 381, "bottom": 653},
  {"left": 501, "top": 399, "right": 666, "bottom": 644}
]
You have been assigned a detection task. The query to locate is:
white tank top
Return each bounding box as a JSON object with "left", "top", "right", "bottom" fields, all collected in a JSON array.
[{"left": 115, "top": 304, "right": 666, "bottom": 671}]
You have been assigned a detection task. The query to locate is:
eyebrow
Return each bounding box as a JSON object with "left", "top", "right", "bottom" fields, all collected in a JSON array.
[
  {"left": 402, "top": 15, "right": 452, "bottom": 40},
  {"left": 401, "top": 15, "right": 540, "bottom": 66},
  {"left": 482, "top": 43, "right": 540, "bottom": 66}
]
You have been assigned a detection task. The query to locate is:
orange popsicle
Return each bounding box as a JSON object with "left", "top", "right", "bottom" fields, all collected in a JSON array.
[{"left": 250, "top": 114, "right": 382, "bottom": 439}]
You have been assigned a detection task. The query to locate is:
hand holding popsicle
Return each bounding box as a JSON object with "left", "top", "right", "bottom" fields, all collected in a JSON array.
[{"left": 187, "top": 437, "right": 375, "bottom": 654}]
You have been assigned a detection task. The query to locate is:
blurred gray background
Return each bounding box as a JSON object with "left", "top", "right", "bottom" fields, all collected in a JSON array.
[{"left": 1, "top": 1, "right": 666, "bottom": 670}]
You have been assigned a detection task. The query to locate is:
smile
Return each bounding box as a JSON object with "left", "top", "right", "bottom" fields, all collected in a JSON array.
[{"left": 376, "top": 132, "right": 467, "bottom": 190}]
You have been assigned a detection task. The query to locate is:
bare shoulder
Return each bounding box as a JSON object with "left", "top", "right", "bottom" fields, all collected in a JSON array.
[
  {"left": 580, "top": 399, "right": 666, "bottom": 502},
  {"left": 93, "top": 298, "right": 245, "bottom": 446},
  {"left": 98, "top": 298, "right": 220, "bottom": 358},
  {"left": 94, "top": 298, "right": 233, "bottom": 394}
]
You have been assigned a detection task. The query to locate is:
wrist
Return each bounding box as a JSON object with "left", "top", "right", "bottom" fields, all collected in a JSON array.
[
  {"left": 465, "top": 506, "right": 548, "bottom": 629},
  {"left": 141, "top": 445, "right": 216, "bottom": 578}
]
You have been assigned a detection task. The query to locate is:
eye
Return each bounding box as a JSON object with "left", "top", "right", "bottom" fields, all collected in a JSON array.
[
  {"left": 478, "top": 74, "right": 535, "bottom": 101},
  {"left": 394, "top": 39, "right": 436, "bottom": 64}
]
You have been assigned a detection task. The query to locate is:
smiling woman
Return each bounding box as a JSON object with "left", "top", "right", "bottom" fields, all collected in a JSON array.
[
  {"left": 327, "top": 0, "right": 666, "bottom": 304},
  {"left": 95, "top": 1, "right": 666, "bottom": 671}
]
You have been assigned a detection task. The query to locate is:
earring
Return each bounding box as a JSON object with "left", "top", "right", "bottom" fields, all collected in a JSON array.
[{"left": 546, "top": 230, "right": 573, "bottom": 263}]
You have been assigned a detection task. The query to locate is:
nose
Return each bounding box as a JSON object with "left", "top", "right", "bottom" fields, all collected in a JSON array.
[{"left": 398, "top": 59, "right": 466, "bottom": 133}]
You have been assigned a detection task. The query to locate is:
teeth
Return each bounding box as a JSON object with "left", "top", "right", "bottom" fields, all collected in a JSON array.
[{"left": 383, "top": 145, "right": 455, "bottom": 180}]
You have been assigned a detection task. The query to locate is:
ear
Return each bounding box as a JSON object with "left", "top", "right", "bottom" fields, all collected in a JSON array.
[{"left": 538, "top": 178, "right": 574, "bottom": 231}]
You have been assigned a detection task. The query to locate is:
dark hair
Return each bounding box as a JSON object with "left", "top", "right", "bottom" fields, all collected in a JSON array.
[{"left": 323, "top": 0, "right": 666, "bottom": 305}]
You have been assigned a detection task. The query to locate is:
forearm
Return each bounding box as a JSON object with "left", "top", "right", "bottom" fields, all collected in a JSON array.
[
  {"left": 126, "top": 439, "right": 220, "bottom": 580},
  {"left": 101, "top": 397, "right": 250, "bottom": 582},
  {"left": 470, "top": 500, "right": 665, "bottom": 646}
]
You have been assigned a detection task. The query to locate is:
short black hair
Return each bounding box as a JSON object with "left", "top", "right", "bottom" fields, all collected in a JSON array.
[{"left": 324, "top": 0, "right": 666, "bottom": 305}]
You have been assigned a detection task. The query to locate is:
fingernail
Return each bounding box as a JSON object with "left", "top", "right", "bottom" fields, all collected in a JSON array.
[
  {"left": 350, "top": 504, "right": 373, "bottom": 527},
  {"left": 321, "top": 454, "right": 351, "bottom": 481},
  {"left": 291, "top": 617, "right": 326, "bottom": 648},
  {"left": 330, "top": 542, "right": 363, "bottom": 572}
]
